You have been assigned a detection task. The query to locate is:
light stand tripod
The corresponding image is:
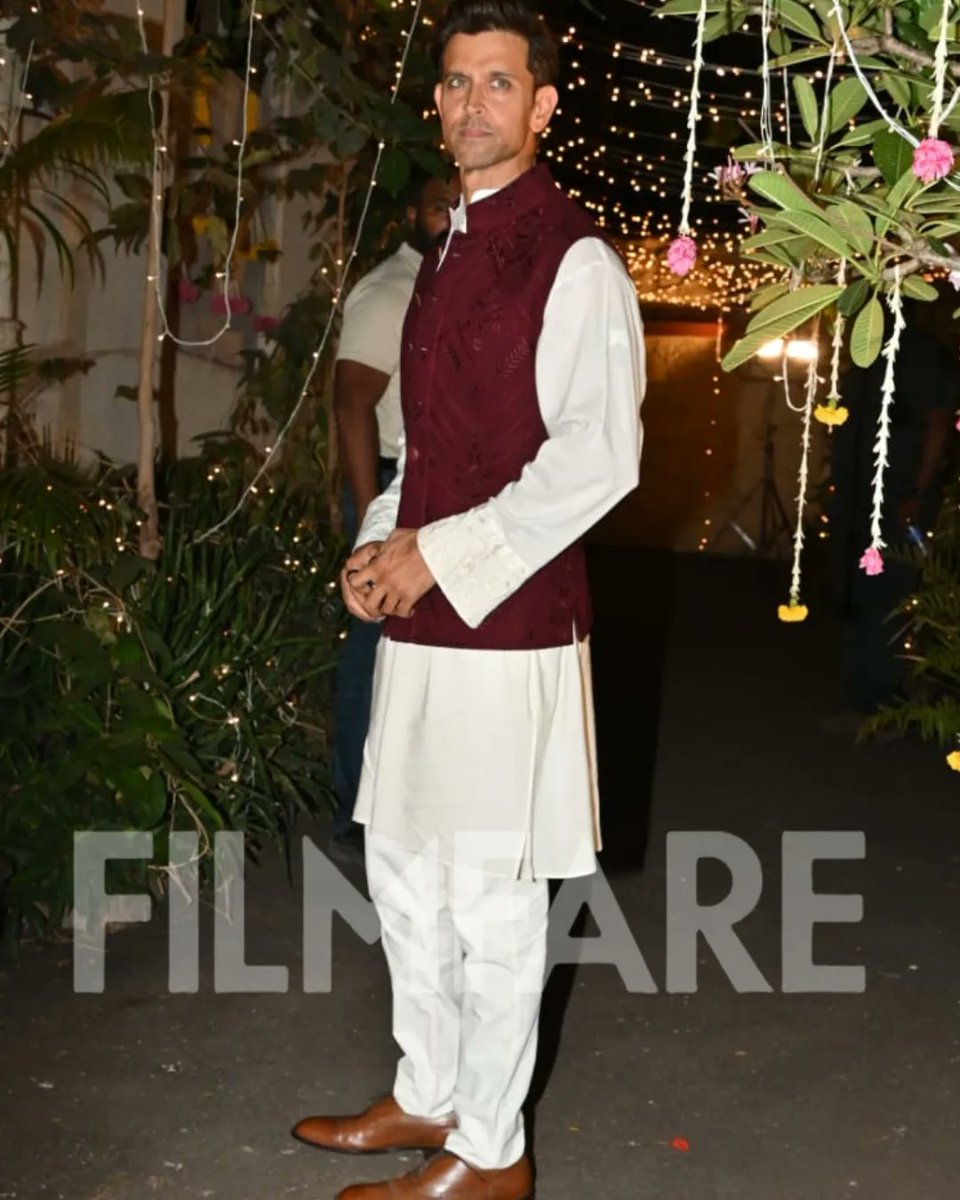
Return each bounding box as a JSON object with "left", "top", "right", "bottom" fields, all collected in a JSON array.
[{"left": 708, "top": 379, "right": 793, "bottom": 558}]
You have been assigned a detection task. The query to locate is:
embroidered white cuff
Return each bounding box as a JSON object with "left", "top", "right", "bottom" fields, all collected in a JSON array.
[{"left": 417, "top": 505, "right": 533, "bottom": 629}]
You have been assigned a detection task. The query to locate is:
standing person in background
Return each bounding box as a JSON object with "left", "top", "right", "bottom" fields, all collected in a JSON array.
[
  {"left": 330, "top": 173, "right": 459, "bottom": 864},
  {"left": 294, "top": 3, "right": 645, "bottom": 1198}
]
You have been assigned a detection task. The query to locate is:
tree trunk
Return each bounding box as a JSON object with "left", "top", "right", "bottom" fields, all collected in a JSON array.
[{"left": 135, "top": 0, "right": 181, "bottom": 559}]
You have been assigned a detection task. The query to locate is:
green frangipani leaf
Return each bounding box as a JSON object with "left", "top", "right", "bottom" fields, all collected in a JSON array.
[
  {"left": 722, "top": 284, "right": 844, "bottom": 371},
  {"left": 827, "top": 77, "right": 868, "bottom": 133},
  {"left": 826, "top": 199, "right": 875, "bottom": 256},
  {"left": 901, "top": 274, "right": 940, "bottom": 301},
  {"left": 837, "top": 277, "right": 870, "bottom": 317},
  {"left": 834, "top": 119, "right": 890, "bottom": 148},
  {"left": 657, "top": 0, "right": 728, "bottom": 13},
  {"left": 765, "top": 209, "right": 853, "bottom": 258},
  {"left": 776, "top": 0, "right": 825, "bottom": 41},
  {"left": 793, "top": 75, "right": 820, "bottom": 142},
  {"left": 873, "top": 129, "right": 914, "bottom": 187},
  {"left": 748, "top": 168, "right": 825, "bottom": 217},
  {"left": 748, "top": 280, "right": 792, "bottom": 311},
  {"left": 850, "top": 297, "right": 884, "bottom": 368}
]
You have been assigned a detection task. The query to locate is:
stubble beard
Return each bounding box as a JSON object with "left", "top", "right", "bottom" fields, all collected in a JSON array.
[{"left": 450, "top": 130, "right": 510, "bottom": 174}]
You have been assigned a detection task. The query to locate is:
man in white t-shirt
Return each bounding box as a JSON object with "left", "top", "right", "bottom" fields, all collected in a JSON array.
[{"left": 330, "top": 174, "right": 459, "bottom": 863}]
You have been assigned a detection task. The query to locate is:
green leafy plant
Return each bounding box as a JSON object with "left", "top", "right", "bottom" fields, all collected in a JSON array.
[
  {"left": 864, "top": 475, "right": 960, "bottom": 752},
  {"left": 0, "top": 452, "right": 345, "bottom": 948}
]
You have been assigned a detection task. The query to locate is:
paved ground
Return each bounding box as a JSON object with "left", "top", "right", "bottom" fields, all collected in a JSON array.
[{"left": 2, "top": 549, "right": 959, "bottom": 1200}]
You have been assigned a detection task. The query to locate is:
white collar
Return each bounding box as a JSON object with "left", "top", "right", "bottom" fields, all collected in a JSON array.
[
  {"left": 449, "top": 187, "right": 502, "bottom": 235},
  {"left": 440, "top": 186, "right": 502, "bottom": 267}
]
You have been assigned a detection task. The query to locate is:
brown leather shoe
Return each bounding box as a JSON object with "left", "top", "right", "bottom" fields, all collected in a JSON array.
[
  {"left": 335, "top": 1151, "right": 534, "bottom": 1199},
  {"left": 292, "top": 1095, "right": 456, "bottom": 1155}
]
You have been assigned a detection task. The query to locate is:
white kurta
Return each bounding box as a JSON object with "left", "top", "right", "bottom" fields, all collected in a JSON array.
[{"left": 353, "top": 192, "right": 646, "bottom": 881}]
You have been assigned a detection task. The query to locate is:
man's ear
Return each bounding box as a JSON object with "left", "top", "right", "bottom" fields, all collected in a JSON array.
[
  {"left": 434, "top": 81, "right": 443, "bottom": 117},
  {"left": 406, "top": 206, "right": 418, "bottom": 227},
  {"left": 530, "top": 85, "right": 559, "bottom": 135}
]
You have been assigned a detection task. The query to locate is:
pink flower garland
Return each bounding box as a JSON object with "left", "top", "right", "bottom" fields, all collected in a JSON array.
[
  {"left": 912, "top": 137, "right": 955, "bottom": 183},
  {"left": 859, "top": 545, "right": 884, "bottom": 576},
  {"left": 667, "top": 235, "right": 698, "bottom": 277}
]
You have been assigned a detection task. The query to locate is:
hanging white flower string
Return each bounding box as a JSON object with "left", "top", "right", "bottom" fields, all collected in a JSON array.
[
  {"left": 195, "top": 0, "right": 425, "bottom": 543},
  {"left": 910, "top": 0, "right": 960, "bottom": 187},
  {"left": 783, "top": 67, "right": 792, "bottom": 149},
  {"left": 860, "top": 268, "right": 906, "bottom": 577},
  {"left": 816, "top": 261, "right": 849, "bottom": 426},
  {"left": 813, "top": 43, "right": 838, "bottom": 187},
  {"left": 134, "top": 0, "right": 258, "bottom": 347},
  {"left": 929, "top": 0, "right": 952, "bottom": 138},
  {"left": 779, "top": 319, "right": 820, "bottom": 622},
  {"left": 665, "top": 0, "right": 707, "bottom": 278},
  {"left": 759, "top": 0, "right": 776, "bottom": 162}
]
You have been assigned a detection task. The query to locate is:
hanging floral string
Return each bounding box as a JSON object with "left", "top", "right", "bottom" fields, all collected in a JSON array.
[
  {"left": 859, "top": 269, "right": 905, "bottom": 576},
  {"left": 816, "top": 260, "right": 849, "bottom": 426},
  {"left": 911, "top": 0, "right": 960, "bottom": 186},
  {"left": 929, "top": 0, "right": 952, "bottom": 137},
  {"left": 778, "top": 320, "right": 820, "bottom": 623},
  {"left": 666, "top": 0, "right": 707, "bottom": 278},
  {"left": 813, "top": 43, "right": 838, "bottom": 187},
  {"left": 759, "top": 0, "right": 776, "bottom": 163}
]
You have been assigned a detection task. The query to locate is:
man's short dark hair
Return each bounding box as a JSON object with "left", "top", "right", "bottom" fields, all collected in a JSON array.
[{"left": 433, "top": 1, "right": 560, "bottom": 89}]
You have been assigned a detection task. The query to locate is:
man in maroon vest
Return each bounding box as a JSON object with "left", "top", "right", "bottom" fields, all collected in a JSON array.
[{"left": 294, "top": 4, "right": 645, "bottom": 1197}]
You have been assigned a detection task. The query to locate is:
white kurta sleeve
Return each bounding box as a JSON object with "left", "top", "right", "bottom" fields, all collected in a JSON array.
[
  {"left": 355, "top": 427, "right": 406, "bottom": 548},
  {"left": 417, "top": 237, "right": 645, "bottom": 629}
]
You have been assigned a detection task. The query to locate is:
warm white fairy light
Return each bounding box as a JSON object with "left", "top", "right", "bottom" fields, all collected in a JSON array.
[
  {"left": 868, "top": 269, "right": 905, "bottom": 555},
  {"left": 195, "top": 0, "right": 425, "bottom": 544}
]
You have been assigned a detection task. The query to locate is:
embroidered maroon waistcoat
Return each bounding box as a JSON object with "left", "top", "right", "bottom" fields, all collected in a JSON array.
[{"left": 383, "top": 164, "right": 601, "bottom": 651}]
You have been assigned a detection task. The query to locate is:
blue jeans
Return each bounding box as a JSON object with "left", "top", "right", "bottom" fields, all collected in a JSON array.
[{"left": 331, "top": 461, "right": 397, "bottom": 838}]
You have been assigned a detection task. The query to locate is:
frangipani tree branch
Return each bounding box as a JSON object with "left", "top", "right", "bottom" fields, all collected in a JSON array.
[{"left": 849, "top": 36, "right": 960, "bottom": 82}]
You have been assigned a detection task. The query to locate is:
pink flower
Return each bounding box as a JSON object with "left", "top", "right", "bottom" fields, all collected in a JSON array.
[
  {"left": 232, "top": 295, "right": 252, "bottom": 316},
  {"left": 178, "top": 277, "right": 200, "bottom": 304},
  {"left": 714, "top": 157, "right": 744, "bottom": 189},
  {"left": 667, "top": 235, "right": 697, "bottom": 277},
  {"left": 738, "top": 206, "right": 760, "bottom": 235},
  {"left": 912, "top": 138, "right": 955, "bottom": 184},
  {"left": 254, "top": 315, "right": 279, "bottom": 334},
  {"left": 211, "top": 293, "right": 228, "bottom": 316},
  {"left": 949, "top": 270, "right": 960, "bottom": 291},
  {"left": 859, "top": 546, "right": 884, "bottom": 576}
]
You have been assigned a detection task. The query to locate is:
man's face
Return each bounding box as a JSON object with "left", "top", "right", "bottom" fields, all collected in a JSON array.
[
  {"left": 434, "top": 31, "right": 557, "bottom": 179},
  {"left": 408, "top": 176, "right": 460, "bottom": 250}
]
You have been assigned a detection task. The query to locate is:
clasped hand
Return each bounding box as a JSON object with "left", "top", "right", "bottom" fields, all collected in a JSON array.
[{"left": 340, "top": 528, "right": 436, "bottom": 622}]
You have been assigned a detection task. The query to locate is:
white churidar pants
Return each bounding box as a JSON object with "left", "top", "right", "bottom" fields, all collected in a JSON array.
[{"left": 365, "top": 830, "right": 549, "bottom": 1169}]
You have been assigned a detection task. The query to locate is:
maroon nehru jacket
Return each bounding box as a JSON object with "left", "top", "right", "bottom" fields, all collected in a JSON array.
[{"left": 383, "top": 163, "right": 603, "bottom": 651}]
